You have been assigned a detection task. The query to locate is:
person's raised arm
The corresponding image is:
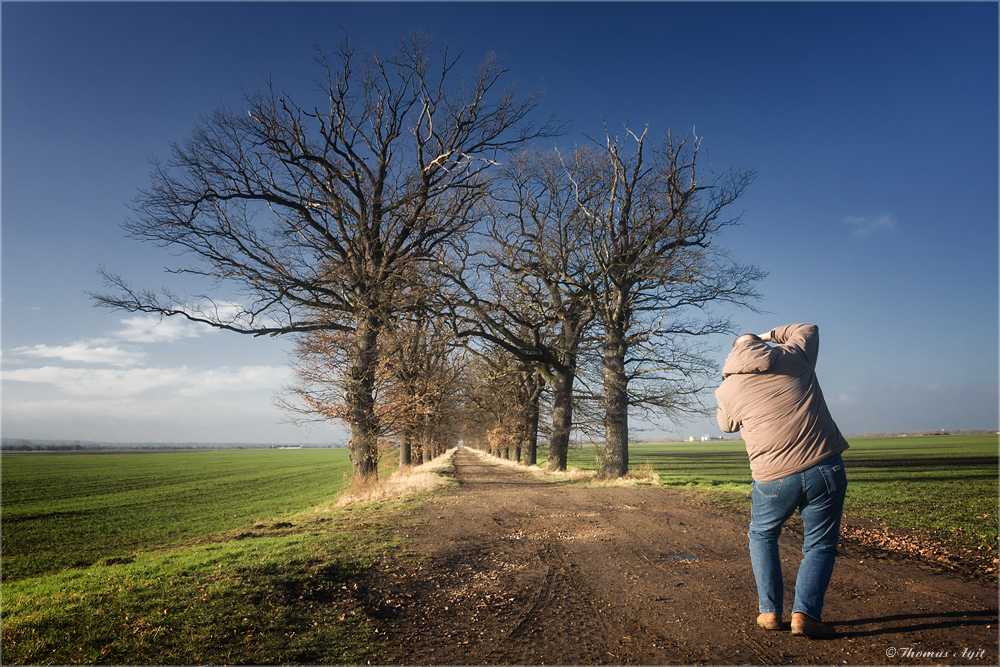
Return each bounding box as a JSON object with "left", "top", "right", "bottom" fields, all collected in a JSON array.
[{"left": 766, "top": 324, "right": 819, "bottom": 367}]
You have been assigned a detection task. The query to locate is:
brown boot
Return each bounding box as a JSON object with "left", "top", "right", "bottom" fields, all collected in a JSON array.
[
  {"left": 791, "top": 612, "right": 836, "bottom": 638},
  {"left": 756, "top": 613, "right": 783, "bottom": 631}
]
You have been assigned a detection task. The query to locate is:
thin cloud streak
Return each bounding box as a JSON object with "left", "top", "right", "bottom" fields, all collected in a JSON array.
[
  {"left": 3, "top": 394, "right": 332, "bottom": 444},
  {"left": 844, "top": 214, "right": 896, "bottom": 238},
  {"left": 14, "top": 341, "right": 147, "bottom": 367},
  {"left": 3, "top": 364, "right": 291, "bottom": 398}
]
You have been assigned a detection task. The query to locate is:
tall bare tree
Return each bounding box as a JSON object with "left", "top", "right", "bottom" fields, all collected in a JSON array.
[
  {"left": 568, "top": 127, "right": 764, "bottom": 478},
  {"left": 92, "top": 33, "right": 560, "bottom": 478}
]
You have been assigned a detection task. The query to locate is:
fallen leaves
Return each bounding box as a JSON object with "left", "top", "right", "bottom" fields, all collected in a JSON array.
[{"left": 841, "top": 520, "right": 997, "bottom": 579}]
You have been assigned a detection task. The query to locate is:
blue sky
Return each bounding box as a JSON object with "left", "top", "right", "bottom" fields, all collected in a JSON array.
[{"left": 3, "top": 2, "right": 997, "bottom": 444}]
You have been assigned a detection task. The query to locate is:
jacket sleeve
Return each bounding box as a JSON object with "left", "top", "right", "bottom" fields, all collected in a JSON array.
[
  {"left": 715, "top": 390, "right": 740, "bottom": 433},
  {"left": 768, "top": 324, "right": 819, "bottom": 369}
]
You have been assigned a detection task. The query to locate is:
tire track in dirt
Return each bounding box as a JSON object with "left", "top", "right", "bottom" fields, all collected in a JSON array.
[{"left": 361, "top": 448, "right": 998, "bottom": 665}]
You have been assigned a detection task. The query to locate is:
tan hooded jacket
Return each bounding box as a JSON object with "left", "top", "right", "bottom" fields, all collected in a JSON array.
[{"left": 715, "top": 324, "right": 849, "bottom": 482}]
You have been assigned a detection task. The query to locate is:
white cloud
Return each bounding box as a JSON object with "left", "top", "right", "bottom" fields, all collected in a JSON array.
[
  {"left": 114, "top": 302, "right": 273, "bottom": 342},
  {"left": 116, "top": 315, "right": 213, "bottom": 343},
  {"left": 174, "top": 365, "right": 292, "bottom": 397},
  {"left": 2, "top": 302, "right": 307, "bottom": 443},
  {"left": 7, "top": 314, "right": 214, "bottom": 370},
  {"left": 14, "top": 341, "right": 146, "bottom": 367},
  {"left": 844, "top": 213, "right": 896, "bottom": 238},
  {"left": 195, "top": 301, "right": 255, "bottom": 327},
  {"left": 4, "top": 365, "right": 180, "bottom": 397}
]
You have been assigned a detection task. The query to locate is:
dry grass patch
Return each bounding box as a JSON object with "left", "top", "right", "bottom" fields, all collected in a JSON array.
[
  {"left": 334, "top": 449, "right": 458, "bottom": 507},
  {"left": 467, "top": 449, "right": 661, "bottom": 486}
]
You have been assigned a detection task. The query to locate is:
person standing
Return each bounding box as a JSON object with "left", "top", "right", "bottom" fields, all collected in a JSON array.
[{"left": 715, "top": 324, "right": 849, "bottom": 638}]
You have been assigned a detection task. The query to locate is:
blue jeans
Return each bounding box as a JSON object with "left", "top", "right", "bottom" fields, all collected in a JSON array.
[{"left": 748, "top": 454, "right": 847, "bottom": 621}]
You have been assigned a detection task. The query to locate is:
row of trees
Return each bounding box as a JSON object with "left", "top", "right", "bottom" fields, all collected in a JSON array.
[{"left": 93, "top": 33, "right": 763, "bottom": 480}]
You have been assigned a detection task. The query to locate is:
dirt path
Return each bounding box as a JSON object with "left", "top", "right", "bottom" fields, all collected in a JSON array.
[{"left": 357, "top": 448, "right": 997, "bottom": 665}]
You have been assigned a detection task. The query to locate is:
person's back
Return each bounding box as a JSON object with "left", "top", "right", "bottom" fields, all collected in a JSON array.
[{"left": 716, "top": 323, "right": 848, "bottom": 482}]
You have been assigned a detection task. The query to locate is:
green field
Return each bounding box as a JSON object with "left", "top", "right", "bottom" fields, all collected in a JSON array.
[
  {"left": 1, "top": 448, "right": 403, "bottom": 664},
  {"left": 2, "top": 435, "right": 996, "bottom": 664},
  {"left": 2, "top": 449, "right": 356, "bottom": 581}
]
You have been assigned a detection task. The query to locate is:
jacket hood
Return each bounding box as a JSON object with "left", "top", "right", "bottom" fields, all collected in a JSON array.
[{"left": 722, "top": 339, "right": 778, "bottom": 377}]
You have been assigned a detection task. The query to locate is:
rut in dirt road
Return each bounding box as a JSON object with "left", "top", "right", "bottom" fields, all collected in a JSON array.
[{"left": 359, "top": 448, "right": 998, "bottom": 665}]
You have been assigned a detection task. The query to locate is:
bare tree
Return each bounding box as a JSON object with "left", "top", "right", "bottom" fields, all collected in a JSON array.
[
  {"left": 457, "top": 344, "right": 543, "bottom": 463},
  {"left": 280, "top": 272, "right": 463, "bottom": 470},
  {"left": 514, "top": 369, "right": 547, "bottom": 465},
  {"left": 92, "top": 33, "right": 560, "bottom": 478},
  {"left": 381, "top": 282, "right": 465, "bottom": 466},
  {"left": 448, "top": 148, "right": 596, "bottom": 471},
  {"left": 568, "top": 126, "right": 764, "bottom": 478}
]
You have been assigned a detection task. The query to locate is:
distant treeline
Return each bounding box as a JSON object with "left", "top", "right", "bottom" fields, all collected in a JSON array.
[
  {"left": 1, "top": 440, "right": 343, "bottom": 452},
  {"left": 853, "top": 429, "right": 997, "bottom": 438},
  {"left": 2, "top": 441, "right": 86, "bottom": 452}
]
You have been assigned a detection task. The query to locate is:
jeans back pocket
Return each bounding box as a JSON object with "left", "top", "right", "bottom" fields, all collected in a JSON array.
[
  {"left": 818, "top": 460, "right": 847, "bottom": 494},
  {"left": 753, "top": 478, "right": 783, "bottom": 499}
]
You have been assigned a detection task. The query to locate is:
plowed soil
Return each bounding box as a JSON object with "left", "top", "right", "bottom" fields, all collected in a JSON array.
[{"left": 356, "top": 448, "right": 998, "bottom": 665}]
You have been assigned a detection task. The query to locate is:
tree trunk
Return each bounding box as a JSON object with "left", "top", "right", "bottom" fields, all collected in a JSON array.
[
  {"left": 602, "top": 323, "right": 629, "bottom": 478},
  {"left": 523, "top": 408, "right": 538, "bottom": 466},
  {"left": 522, "top": 374, "right": 542, "bottom": 466},
  {"left": 400, "top": 426, "right": 413, "bottom": 467},
  {"left": 547, "top": 367, "right": 574, "bottom": 472},
  {"left": 417, "top": 412, "right": 431, "bottom": 463},
  {"left": 347, "top": 311, "right": 381, "bottom": 479}
]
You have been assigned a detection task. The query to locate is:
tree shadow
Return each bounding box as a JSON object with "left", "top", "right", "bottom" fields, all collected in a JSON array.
[{"left": 833, "top": 609, "right": 998, "bottom": 638}]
